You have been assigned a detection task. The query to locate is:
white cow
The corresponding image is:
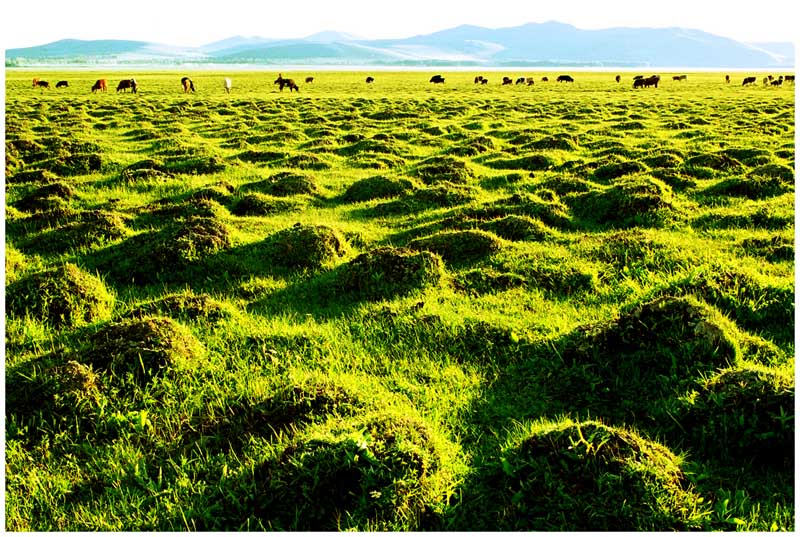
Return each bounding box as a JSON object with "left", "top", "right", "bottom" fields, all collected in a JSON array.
[{"left": 224, "top": 77, "right": 232, "bottom": 94}]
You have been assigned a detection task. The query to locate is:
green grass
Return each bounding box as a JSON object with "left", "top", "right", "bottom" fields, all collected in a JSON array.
[{"left": 4, "top": 69, "right": 795, "bottom": 531}]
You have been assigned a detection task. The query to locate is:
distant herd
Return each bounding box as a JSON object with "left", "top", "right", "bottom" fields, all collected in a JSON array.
[{"left": 28, "top": 73, "right": 795, "bottom": 94}]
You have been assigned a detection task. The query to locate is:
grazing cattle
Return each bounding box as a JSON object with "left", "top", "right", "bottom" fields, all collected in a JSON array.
[
  {"left": 429, "top": 74, "right": 445, "bottom": 84},
  {"left": 768, "top": 75, "right": 774, "bottom": 82},
  {"left": 224, "top": 77, "right": 232, "bottom": 93},
  {"left": 742, "top": 76, "right": 757, "bottom": 86},
  {"left": 725, "top": 74, "right": 730, "bottom": 83},
  {"left": 305, "top": 76, "right": 314, "bottom": 83},
  {"left": 771, "top": 78, "right": 783, "bottom": 86},
  {"left": 32, "top": 77, "right": 39, "bottom": 88},
  {"left": 91, "top": 79, "right": 107, "bottom": 93},
  {"left": 786, "top": 75, "right": 795, "bottom": 83},
  {"left": 365, "top": 76, "right": 374, "bottom": 84},
  {"left": 673, "top": 75, "right": 687, "bottom": 81},
  {"left": 515, "top": 77, "right": 526, "bottom": 85},
  {"left": 274, "top": 73, "right": 299, "bottom": 92},
  {"left": 526, "top": 77, "right": 535, "bottom": 86},
  {"left": 181, "top": 77, "right": 195, "bottom": 93},
  {"left": 557, "top": 75, "right": 574, "bottom": 83},
  {"left": 633, "top": 75, "right": 660, "bottom": 89},
  {"left": 763, "top": 77, "right": 770, "bottom": 85},
  {"left": 615, "top": 75, "right": 621, "bottom": 83},
  {"left": 56, "top": 80, "right": 69, "bottom": 88},
  {"left": 541, "top": 76, "right": 549, "bottom": 82},
  {"left": 481, "top": 78, "right": 488, "bottom": 85},
  {"left": 474, "top": 75, "right": 484, "bottom": 84},
  {"left": 502, "top": 77, "right": 513, "bottom": 85},
  {"left": 116, "top": 79, "right": 137, "bottom": 93},
  {"left": 34, "top": 79, "right": 50, "bottom": 89},
  {"left": 632, "top": 75, "right": 644, "bottom": 81}
]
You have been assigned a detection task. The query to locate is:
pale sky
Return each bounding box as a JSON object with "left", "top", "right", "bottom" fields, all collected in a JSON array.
[{"left": 2, "top": 0, "right": 798, "bottom": 49}]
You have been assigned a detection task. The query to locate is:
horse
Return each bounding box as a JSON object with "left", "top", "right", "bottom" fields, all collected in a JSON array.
[
  {"left": 56, "top": 81, "right": 69, "bottom": 88},
  {"left": 224, "top": 78, "right": 232, "bottom": 93},
  {"left": 181, "top": 77, "right": 195, "bottom": 93},
  {"left": 91, "top": 79, "right": 107, "bottom": 93},
  {"left": 117, "top": 79, "right": 137, "bottom": 93},
  {"left": 274, "top": 73, "right": 299, "bottom": 92}
]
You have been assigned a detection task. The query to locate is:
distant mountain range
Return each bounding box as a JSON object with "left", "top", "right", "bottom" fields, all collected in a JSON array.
[{"left": 5, "top": 22, "right": 794, "bottom": 68}]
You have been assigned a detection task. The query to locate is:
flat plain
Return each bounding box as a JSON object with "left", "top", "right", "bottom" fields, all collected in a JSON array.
[{"left": 4, "top": 70, "right": 795, "bottom": 530}]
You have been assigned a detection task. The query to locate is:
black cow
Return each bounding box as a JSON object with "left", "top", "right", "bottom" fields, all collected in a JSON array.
[
  {"left": 502, "top": 76, "right": 513, "bottom": 85},
  {"left": 515, "top": 77, "right": 526, "bottom": 85},
  {"left": 742, "top": 76, "right": 757, "bottom": 86},
  {"left": 56, "top": 80, "right": 69, "bottom": 88},
  {"left": 633, "top": 75, "right": 660, "bottom": 89},
  {"left": 615, "top": 75, "right": 621, "bottom": 83},
  {"left": 430, "top": 74, "right": 445, "bottom": 84},
  {"left": 557, "top": 75, "right": 574, "bottom": 83},
  {"left": 305, "top": 76, "right": 314, "bottom": 83},
  {"left": 785, "top": 75, "right": 795, "bottom": 83},
  {"left": 474, "top": 75, "right": 484, "bottom": 84},
  {"left": 673, "top": 75, "right": 687, "bottom": 81},
  {"left": 117, "top": 79, "right": 137, "bottom": 93},
  {"left": 725, "top": 74, "right": 730, "bottom": 84},
  {"left": 366, "top": 76, "right": 374, "bottom": 84},
  {"left": 541, "top": 76, "right": 549, "bottom": 82},
  {"left": 633, "top": 75, "right": 644, "bottom": 81}
]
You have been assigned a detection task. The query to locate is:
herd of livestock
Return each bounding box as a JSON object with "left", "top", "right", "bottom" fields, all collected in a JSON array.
[{"left": 29, "top": 72, "right": 795, "bottom": 94}]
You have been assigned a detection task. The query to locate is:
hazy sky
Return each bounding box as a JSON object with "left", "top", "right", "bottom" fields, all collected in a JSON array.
[{"left": 2, "top": 0, "right": 798, "bottom": 49}]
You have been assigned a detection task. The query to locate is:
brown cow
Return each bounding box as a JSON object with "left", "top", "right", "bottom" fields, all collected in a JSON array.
[
  {"left": 34, "top": 79, "right": 50, "bottom": 89},
  {"left": 541, "top": 76, "right": 549, "bottom": 82},
  {"left": 526, "top": 77, "right": 535, "bottom": 86},
  {"left": 633, "top": 75, "right": 660, "bottom": 88},
  {"left": 181, "top": 77, "right": 195, "bottom": 93},
  {"left": 32, "top": 77, "right": 39, "bottom": 88},
  {"left": 117, "top": 79, "right": 137, "bottom": 93},
  {"left": 274, "top": 73, "right": 299, "bottom": 92},
  {"left": 91, "top": 79, "right": 107, "bottom": 93},
  {"left": 305, "top": 76, "right": 314, "bottom": 83}
]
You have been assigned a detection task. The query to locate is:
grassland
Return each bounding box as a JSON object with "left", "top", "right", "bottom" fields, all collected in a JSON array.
[{"left": 4, "top": 70, "right": 795, "bottom": 531}]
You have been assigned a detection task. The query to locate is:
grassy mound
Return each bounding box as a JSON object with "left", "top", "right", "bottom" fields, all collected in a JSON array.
[
  {"left": 456, "top": 269, "right": 527, "bottom": 295},
  {"left": 703, "top": 174, "right": 793, "bottom": 200},
  {"left": 672, "top": 366, "right": 794, "bottom": 468},
  {"left": 574, "top": 175, "right": 678, "bottom": 228},
  {"left": 684, "top": 152, "right": 743, "bottom": 172},
  {"left": 7, "top": 168, "right": 60, "bottom": 185},
  {"left": 94, "top": 216, "right": 232, "bottom": 284},
  {"left": 251, "top": 412, "right": 458, "bottom": 530},
  {"left": 367, "top": 185, "right": 476, "bottom": 216},
  {"left": 13, "top": 182, "right": 75, "bottom": 212},
  {"left": 335, "top": 247, "right": 445, "bottom": 300},
  {"left": 277, "top": 153, "right": 331, "bottom": 170},
  {"left": 126, "top": 291, "right": 234, "bottom": 324},
  {"left": 231, "top": 193, "right": 299, "bottom": 216},
  {"left": 244, "top": 171, "right": 319, "bottom": 197},
  {"left": 342, "top": 176, "right": 414, "bottom": 202},
  {"left": 483, "top": 153, "right": 556, "bottom": 172},
  {"left": 479, "top": 215, "right": 554, "bottom": 241},
  {"left": 738, "top": 235, "right": 793, "bottom": 263},
  {"left": 25, "top": 210, "right": 130, "bottom": 254},
  {"left": 6, "top": 263, "right": 114, "bottom": 328},
  {"left": 42, "top": 153, "right": 103, "bottom": 176},
  {"left": 408, "top": 230, "right": 503, "bottom": 264},
  {"left": 263, "top": 224, "right": 348, "bottom": 270},
  {"left": 546, "top": 296, "right": 737, "bottom": 422},
  {"left": 479, "top": 419, "right": 703, "bottom": 531},
  {"left": 6, "top": 358, "right": 101, "bottom": 421},
  {"left": 83, "top": 316, "right": 204, "bottom": 381},
  {"left": 164, "top": 155, "right": 226, "bottom": 175},
  {"left": 414, "top": 156, "right": 473, "bottom": 185},
  {"left": 592, "top": 159, "right": 647, "bottom": 181}
]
